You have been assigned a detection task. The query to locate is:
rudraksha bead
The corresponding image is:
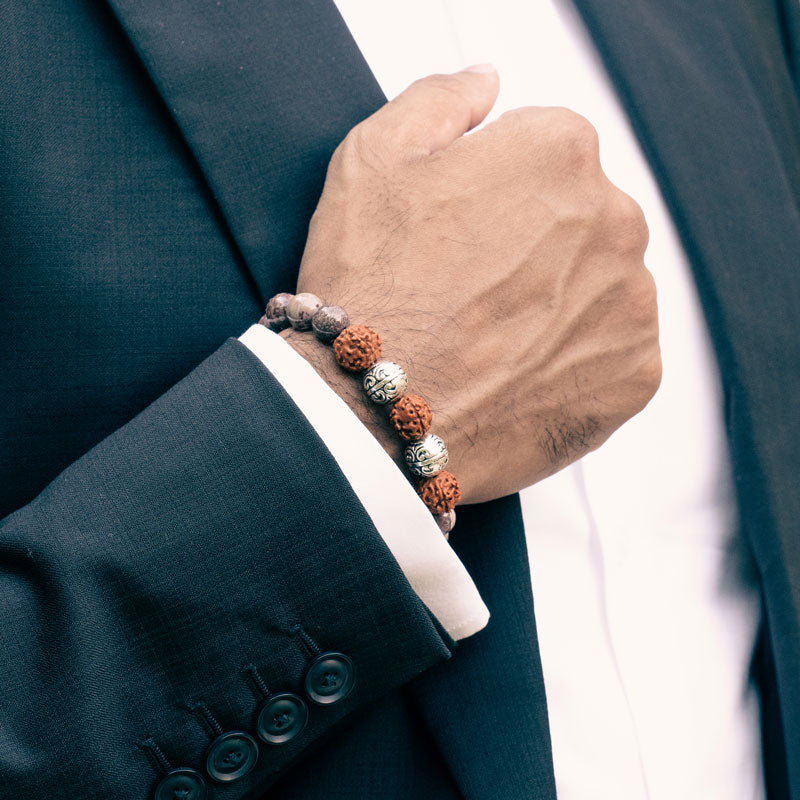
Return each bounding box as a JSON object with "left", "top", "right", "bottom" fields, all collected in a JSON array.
[
  {"left": 332, "top": 325, "right": 382, "bottom": 372},
  {"left": 363, "top": 360, "right": 408, "bottom": 405},
  {"left": 263, "top": 292, "right": 294, "bottom": 331},
  {"left": 389, "top": 394, "right": 433, "bottom": 441},
  {"left": 417, "top": 471, "right": 461, "bottom": 514},
  {"left": 312, "top": 305, "right": 350, "bottom": 343},
  {"left": 286, "top": 292, "right": 323, "bottom": 330}
]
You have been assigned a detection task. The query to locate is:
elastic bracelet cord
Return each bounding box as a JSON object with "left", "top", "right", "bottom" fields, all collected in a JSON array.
[{"left": 260, "top": 292, "right": 460, "bottom": 537}]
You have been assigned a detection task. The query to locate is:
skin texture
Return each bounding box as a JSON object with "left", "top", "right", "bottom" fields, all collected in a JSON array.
[{"left": 283, "top": 67, "right": 661, "bottom": 505}]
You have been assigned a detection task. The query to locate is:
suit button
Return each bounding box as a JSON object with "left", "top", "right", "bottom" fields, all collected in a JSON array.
[
  {"left": 205, "top": 731, "right": 259, "bottom": 782},
  {"left": 304, "top": 652, "right": 355, "bottom": 705},
  {"left": 154, "top": 767, "right": 207, "bottom": 800},
  {"left": 257, "top": 692, "right": 309, "bottom": 744}
]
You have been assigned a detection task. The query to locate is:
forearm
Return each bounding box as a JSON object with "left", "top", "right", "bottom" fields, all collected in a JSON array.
[{"left": 280, "top": 325, "right": 404, "bottom": 469}]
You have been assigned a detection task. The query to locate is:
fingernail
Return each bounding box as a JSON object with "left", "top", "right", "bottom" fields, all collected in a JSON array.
[{"left": 462, "top": 63, "right": 496, "bottom": 74}]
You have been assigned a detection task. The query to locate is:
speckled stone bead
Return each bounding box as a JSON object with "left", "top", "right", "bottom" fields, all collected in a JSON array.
[
  {"left": 389, "top": 395, "right": 433, "bottom": 441},
  {"left": 332, "top": 325, "right": 382, "bottom": 372},
  {"left": 435, "top": 509, "right": 456, "bottom": 538},
  {"left": 404, "top": 433, "right": 449, "bottom": 477},
  {"left": 286, "top": 292, "right": 323, "bottom": 330},
  {"left": 363, "top": 360, "right": 408, "bottom": 405},
  {"left": 263, "top": 292, "right": 294, "bottom": 331},
  {"left": 417, "top": 471, "right": 461, "bottom": 514},
  {"left": 312, "top": 305, "right": 350, "bottom": 343}
]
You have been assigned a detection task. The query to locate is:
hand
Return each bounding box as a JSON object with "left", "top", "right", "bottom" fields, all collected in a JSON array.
[{"left": 285, "top": 67, "right": 661, "bottom": 505}]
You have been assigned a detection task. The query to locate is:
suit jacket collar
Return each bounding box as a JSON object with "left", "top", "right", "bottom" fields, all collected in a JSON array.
[{"left": 105, "top": 0, "right": 386, "bottom": 303}]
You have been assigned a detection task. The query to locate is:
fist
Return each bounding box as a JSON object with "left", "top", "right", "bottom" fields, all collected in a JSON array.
[{"left": 293, "top": 68, "right": 661, "bottom": 504}]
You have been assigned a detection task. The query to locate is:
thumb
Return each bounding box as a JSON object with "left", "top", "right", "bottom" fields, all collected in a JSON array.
[{"left": 364, "top": 65, "right": 499, "bottom": 157}]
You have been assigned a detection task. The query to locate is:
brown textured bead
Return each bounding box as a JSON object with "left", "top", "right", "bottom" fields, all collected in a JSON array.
[
  {"left": 332, "top": 325, "right": 382, "bottom": 372},
  {"left": 264, "top": 292, "right": 293, "bottom": 331},
  {"left": 389, "top": 395, "right": 433, "bottom": 441},
  {"left": 312, "top": 305, "right": 350, "bottom": 343},
  {"left": 286, "top": 292, "right": 323, "bottom": 330},
  {"left": 417, "top": 471, "right": 461, "bottom": 514},
  {"left": 435, "top": 510, "right": 456, "bottom": 538}
]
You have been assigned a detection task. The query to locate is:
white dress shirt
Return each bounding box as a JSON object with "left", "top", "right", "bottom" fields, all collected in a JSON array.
[{"left": 241, "top": 1, "right": 765, "bottom": 797}]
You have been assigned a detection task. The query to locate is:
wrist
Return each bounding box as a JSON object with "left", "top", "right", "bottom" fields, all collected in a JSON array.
[{"left": 279, "top": 327, "right": 403, "bottom": 467}]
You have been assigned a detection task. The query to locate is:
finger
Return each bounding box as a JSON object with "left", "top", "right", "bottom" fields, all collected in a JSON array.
[{"left": 364, "top": 65, "right": 499, "bottom": 157}]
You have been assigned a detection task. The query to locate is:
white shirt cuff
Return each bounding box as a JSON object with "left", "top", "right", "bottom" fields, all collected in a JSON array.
[{"left": 239, "top": 324, "right": 489, "bottom": 641}]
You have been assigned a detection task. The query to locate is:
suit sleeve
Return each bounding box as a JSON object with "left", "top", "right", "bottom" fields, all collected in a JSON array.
[{"left": 0, "top": 337, "right": 453, "bottom": 799}]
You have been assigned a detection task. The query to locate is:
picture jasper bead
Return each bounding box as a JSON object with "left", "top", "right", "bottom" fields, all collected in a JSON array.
[
  {"left": 263, "top": 292, "right": 294, "bottom": 331},
  {"left": 435, "top": 509, "right": 456, "bottom": 537},
  {"left": 363, "top": 360, "right": 408, "bottom": 405},
  {"left": 312, "top": 305, "right": 350, "bottom": 343},
  {"left": 417, "top": 471, "right": 462, "bottom": 514},
  {"left": 333, "top": 325, "right": 382, "bottom": 372},
  {"left": 389, "top": 394, "right": 433, "bottom": 441},
  {"left": 286, "top": 292, "right": 323, "bottom": 330},
  {"left": 404, "top": 433, "right": 449, "bottom": 477}
]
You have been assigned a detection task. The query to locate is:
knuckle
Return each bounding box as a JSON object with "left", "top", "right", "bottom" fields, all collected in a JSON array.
[
  {"left": 491, "top": 108, "right": 537, "bottom": 143},
  {"left": 624, "top": 273, "right": 662, "bottom": 402},
  {"left": 626, "top": 269, "right": 659, "bottom": 324},
  {"left": 335, "top": 122, "right": 369, "bottom": 161},
  {"left": 335, "top": 120, "right": 394, "bottom": 170},
  {"left": 637, "top": 350, "right": 664, "bottom": 403},
  {"left": 609, "top": 189, "right": 650, "bottom": 252},
  {"left": 570, "top": 124, "right": 600, "bottom": 165},
  {"left": 501, "top": 105, "right": 544, "bottom": 127},
  {"left": 550, "top": 108, "right": 600, "bottom": 159},
  {"left": 645, "top": 352, "right": 664, "bottom": 391},
  {"left": 613, "top": 190, "right": 647, "bottom": 229}
]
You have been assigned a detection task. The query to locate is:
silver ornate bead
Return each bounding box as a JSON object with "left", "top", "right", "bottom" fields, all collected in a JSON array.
[
  {"left": 435, "top": 509, "right": 456, "bottom": 539},
  {"left": 286, "top": 292, "right": 323, "bottom": 330},
  {"left": 362, "top": 360, "right": 408, "bottom": 405},
  {"left": 404, "top": 433, "right": 449, "bottom": 477}
]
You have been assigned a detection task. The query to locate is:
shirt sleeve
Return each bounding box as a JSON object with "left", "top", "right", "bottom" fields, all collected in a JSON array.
[{"left": 239, "top": 323, "right": 489, "bottom": 641}]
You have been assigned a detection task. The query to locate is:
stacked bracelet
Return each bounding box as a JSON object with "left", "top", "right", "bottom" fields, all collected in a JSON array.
[{"left": 259, "top": 292, "right": 461, "bottom": 537}]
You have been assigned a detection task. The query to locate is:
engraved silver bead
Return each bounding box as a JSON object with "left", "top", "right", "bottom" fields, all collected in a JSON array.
[
  {"left": 435, "top": 509, "right": 456, "bottom": 539},
  {"left": 404, "top": 433, "right": 449, "bottom": 477},
  {"left": 286, "top": 292, "right": 323, "bottom": 330},
  {"left": 362, "top": 360, "right": 408, "bottom": 405}
]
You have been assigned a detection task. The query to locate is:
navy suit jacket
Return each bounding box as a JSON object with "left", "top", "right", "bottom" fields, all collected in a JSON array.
[{"left": 1, "top": 1, "right": 799, "bottom": 798}]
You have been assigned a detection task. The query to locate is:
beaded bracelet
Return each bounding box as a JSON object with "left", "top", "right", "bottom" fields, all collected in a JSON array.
[{"left": 259, "top": 291, "right": 461, "bottom": 538}]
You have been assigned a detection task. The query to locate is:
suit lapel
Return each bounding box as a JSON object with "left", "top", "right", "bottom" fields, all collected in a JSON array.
[
  {"left": 571, "top": 0, "right": 800, "bottom": 795},
  {"left": 104, "top": 0, "right": 385, "bottom": 302}
]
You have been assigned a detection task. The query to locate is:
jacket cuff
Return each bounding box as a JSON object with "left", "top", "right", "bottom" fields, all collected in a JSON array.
[{"left": 239, "top": 324, "right": 490, "bottom": 641}]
